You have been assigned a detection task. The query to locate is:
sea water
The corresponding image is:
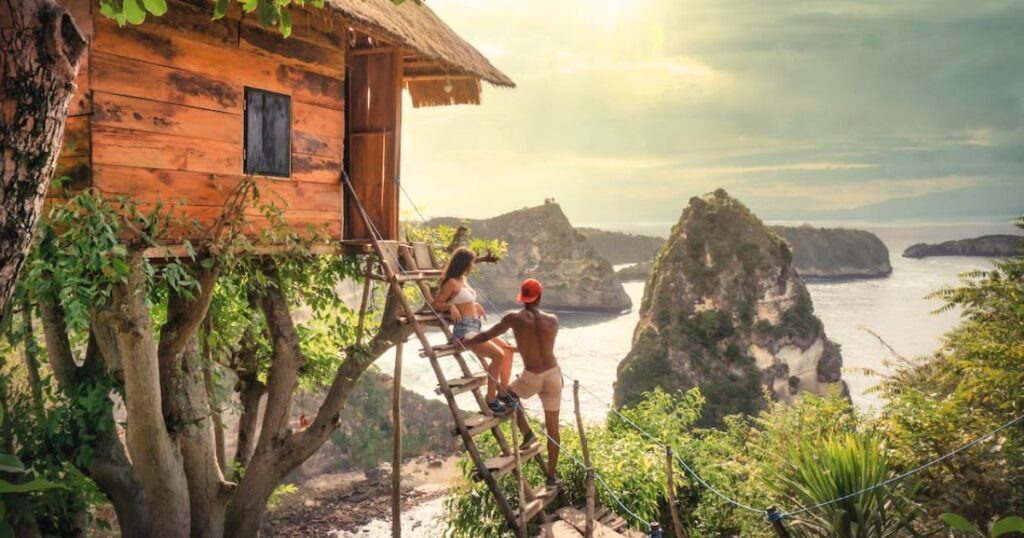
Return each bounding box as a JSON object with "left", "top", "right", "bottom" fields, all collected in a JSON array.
[{"left": 374, "top": 221, "right": 1018, "bottom": 418}]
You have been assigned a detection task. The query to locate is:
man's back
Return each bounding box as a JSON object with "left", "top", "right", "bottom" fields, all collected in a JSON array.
[{"left": 508, "top": 307, "right": 559, "bottom": 373}]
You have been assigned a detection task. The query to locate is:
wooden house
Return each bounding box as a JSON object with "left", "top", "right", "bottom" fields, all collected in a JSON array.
[{"left": 53, "top": 0, "right": 513, "bottom": 245}]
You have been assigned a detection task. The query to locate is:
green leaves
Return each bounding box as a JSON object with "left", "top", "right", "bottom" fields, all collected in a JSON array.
[
  {"left": 991, "top": 517, "right": 1024, "bottom": 537},
  {"left": 99, "top": 0, "right": 168, "bottom": 26},
  {"left": 0, "top": 478, "right": 62, "bottom": 494},
  {"left": 0, "top": 454, "right": 25, "bottom": 474},
  {"left": 940, "top": 512, "right": 977, "bottom": 533},
  {"left": 212, "top": 0, "right": 231, "bottom": 20},
  {"left": 142, "top": 0, "right": 168, "bottom": 16}
]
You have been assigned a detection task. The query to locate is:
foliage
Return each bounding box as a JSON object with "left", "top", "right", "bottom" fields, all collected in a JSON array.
[
  {"left": 872, "top": 216, "right": 1024, "bottom": 526},
  {"left": 98, "top": 0, "right": 411, "bottom": 39},
  {"left": 941, "top": 513, "right": 1024, "bottom": 537},
  {"left": 767, "top": 434, "right": 925, "bottom": 538}
]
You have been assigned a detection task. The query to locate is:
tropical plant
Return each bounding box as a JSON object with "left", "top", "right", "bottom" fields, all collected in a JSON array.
[
  {"left": 767, "top": 433, "right": 927, "bottom": 538},
  {"left": 941, "top": 513, "right": 1024, "bottom": 537}
]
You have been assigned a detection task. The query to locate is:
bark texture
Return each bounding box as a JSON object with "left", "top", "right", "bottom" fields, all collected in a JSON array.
[
  {"left": 0, "top": 0, "right": 86, "bottom": 317},
  {"left": 224, "top": 264, "right": 412, "bottom": 537},
  {"left": 91, "top": 256, "right": 191, "bottom": 538}
]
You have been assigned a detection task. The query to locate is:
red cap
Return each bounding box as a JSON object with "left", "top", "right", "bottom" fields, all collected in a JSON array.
[{"left": 516, "top": 278, "right": 543, "bottom": 304}]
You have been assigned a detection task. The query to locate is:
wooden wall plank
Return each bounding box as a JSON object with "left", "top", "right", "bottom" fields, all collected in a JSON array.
[
  {"left": 92, "top": 125, "right": 239, "bottom": 176},
  {"left": 93, "top": 16, "right": 344, "bottom": 111},
  {"left": 54, "top": 156, "right": 90, "bottom": 191},
  {"left": 92, "top": 52, "right": 242, "bottom": 114},
  {"left": 141, "top": 0, "right": 238, "bottom": 47},
  {"left": 143, "top": 204, "right": 342, "bottom": 242},
  {"left": 293, "top": 101, "right": 344, "bottom": 158},
  {"left": 292, "top": 153, "right": 343, "bottom": 184},
  {"left": 60, "top": 116, "right": 90, "bottom": 157},
  {"left": 92, "top": 165, "right": 342, "bottom": 213},
  {"left": 93, "top": 91, "right": 241, "bottom": 144},
  {"left": 239, "top": 21, "right": 344, "bottom": 79}
]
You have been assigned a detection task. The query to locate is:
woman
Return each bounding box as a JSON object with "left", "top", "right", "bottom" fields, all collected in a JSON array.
[{"left": 432, "top": 247, "right": 514, "bottom": 415}]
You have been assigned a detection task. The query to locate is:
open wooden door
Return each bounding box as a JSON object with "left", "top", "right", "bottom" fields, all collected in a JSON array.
[{"left": 346, "top": 46, "right": 402, "bottom": 241}]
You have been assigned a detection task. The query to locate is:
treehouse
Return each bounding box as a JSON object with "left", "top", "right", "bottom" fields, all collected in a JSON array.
[{"left": 52, "top": 0, "right": 514, "bottom": 246}]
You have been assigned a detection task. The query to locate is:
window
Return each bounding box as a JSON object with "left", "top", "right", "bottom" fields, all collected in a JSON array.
[{"left": 244, "top": 88, "right": 291, "bottom": 177}]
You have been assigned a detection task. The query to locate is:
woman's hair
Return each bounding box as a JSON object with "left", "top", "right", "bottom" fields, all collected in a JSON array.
[{"left": 442, "top": 247, "right": 475, "bottom": 284}]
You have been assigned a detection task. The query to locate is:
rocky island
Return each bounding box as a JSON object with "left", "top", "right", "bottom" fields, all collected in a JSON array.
[
  {"left": 431, "top": 203, "right": 631, "bottom": 312},
  {"left": 772, "top": 225, "right": 892, "bottom": 278},
  {"left": 576, "top": 228, "right": 664, "bottom": 265},
  {"left": 614, "top": 190, "right": 846, "bottom": 424},
  {"left": 902, "top": 234, "right": 1022, "bottom": 259}
]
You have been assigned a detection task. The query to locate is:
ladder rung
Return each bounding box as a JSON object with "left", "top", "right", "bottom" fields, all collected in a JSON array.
[
  {"left": 453, "top": 413, "right": 510, "bottom": 438},
  {"left": 516, "top": 498, "right": 545, "bottom": 524},
  {"left": 399, "top": 312, "right": 450, "bottom": 325},
  {"left": 421, "top": 343, "right": 460, "bottom": 359},
  {"left": 474, "top": 442, "right": 543, "bottom": 480},
  {"left": 593, "top": 507, "right": 610, "bottom": 521},
  {"left": 540, "top": 521, "right": 583, "bottom": 537},
  {"left": 395, "top": 272, "right": 439, "bottom": 283},
  {"left": 437, "top": 373, "right": 487, "bottom": 396}
]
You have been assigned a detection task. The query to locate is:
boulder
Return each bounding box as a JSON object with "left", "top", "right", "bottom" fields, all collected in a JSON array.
[{"left": 614, "top": 190, "right": 846, "bottom": 425}]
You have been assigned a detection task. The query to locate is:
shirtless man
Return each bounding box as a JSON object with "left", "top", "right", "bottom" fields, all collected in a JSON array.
[{"left": 462, "top": 278, "right": 563, "bottom": 486}]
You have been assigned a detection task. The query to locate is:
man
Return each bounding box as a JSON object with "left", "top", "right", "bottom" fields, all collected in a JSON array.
[{"left": 462, "top": 278, "right": 563, "bottom": 486}]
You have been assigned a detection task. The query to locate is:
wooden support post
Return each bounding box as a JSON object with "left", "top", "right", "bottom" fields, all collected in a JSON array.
[
  {"left": 391, "top": 341, "right": 404, "bottom": 538},
  {"left": 511, "top": 409, "right": 526, "bottom": 538},
  {"left": 665, "top": 447, "right": 684, "bottom": 538},
  {"left": 572, "top": 380, "right": 595, "bottom": 538},
  {"left": 767, "top": 507, "right": 790, "bottom": 538},
  {"left": 355, "top": 260, "right": 373, "bottom": 345}
]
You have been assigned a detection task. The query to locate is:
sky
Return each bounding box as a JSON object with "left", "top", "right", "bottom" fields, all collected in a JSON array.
[{"left": 399, "top": 0, "right": 1024, "bottom": 226}]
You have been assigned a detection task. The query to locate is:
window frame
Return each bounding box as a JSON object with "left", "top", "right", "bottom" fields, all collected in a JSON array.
[{"left": 243, "top": 87, "right": 293, "bottom": 178}]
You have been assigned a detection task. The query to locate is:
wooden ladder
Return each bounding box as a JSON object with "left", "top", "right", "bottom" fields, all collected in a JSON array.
[{"left": 346, "top": 180, "right": 558, "bottom": 537}]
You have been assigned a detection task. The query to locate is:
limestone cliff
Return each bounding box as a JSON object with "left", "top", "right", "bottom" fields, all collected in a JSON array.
[
  {"left": 772, "top": 225, "right": 892, "bottom": 278},
  {"left": 614, "top": 190, "right": 846, "bottom": 424},
  {"left": 430, "top": 203, "right": 632, "bottom": 312},
  {"left": 903, "top": 234, "right": 1022, "bottom": 259},
  {"left": 617, "top": 260, "right": 654, "bottom": 282},
  {"left": 576, "top": 228, "right": 665, "bottom": 265}
]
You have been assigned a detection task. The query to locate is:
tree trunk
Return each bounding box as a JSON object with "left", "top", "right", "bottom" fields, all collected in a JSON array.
[
  {"left": 92, "top": 256, "right": 191, "bottom": 538},
  {"left": 224, "top": 285, "right": 411, "bottom": 537},
  {"left": 0, "top": 0, "right": 86, "bottom": 319},
  {"left": 20, "top": 302, "right": 43, "bottom": 410},
  {"left": 38, "top": 292, "right": 154, "bottom": 537},
  {"left": 233, "top": 342, "right": 264, "bottom": 476}
]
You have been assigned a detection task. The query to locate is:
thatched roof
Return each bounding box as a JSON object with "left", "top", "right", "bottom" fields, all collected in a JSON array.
[{"left": 327, "top": 0, "right": 514, "bottom": 107}]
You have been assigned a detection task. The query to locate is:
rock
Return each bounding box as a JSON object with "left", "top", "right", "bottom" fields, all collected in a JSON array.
[
  {"left": 616, "top": 260, "right": 654, "bottom": 282},
  {"left": 430, "top": 204, "right": 631, "bottom": 312},
  {"left": 771, "top": 225, "right": 892, "bottom": 279},
  {"left": 575, "top": 228, "right": 665, "bottom": 265},
  {"left": 902, "top": 234, "right": 1022, "bottom": 259},
  {"left": 614, "top": 189, "right": 846, "bottom": 425}
]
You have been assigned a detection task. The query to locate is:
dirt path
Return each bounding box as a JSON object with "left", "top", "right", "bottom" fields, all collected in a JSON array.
[{"left": 262, "top": 454, "right": 460, "bottom": 537}]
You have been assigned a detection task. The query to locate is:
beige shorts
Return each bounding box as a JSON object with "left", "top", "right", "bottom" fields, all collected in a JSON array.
[{"left": 509, "top": 366, "right": 563, "bottom": 412}]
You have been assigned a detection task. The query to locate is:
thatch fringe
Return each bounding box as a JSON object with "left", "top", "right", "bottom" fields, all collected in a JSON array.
[{"left": 407, "top": 78, "right": 482, "bottom": 107}]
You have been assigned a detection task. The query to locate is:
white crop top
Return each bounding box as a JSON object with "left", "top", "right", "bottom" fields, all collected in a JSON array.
[{"left": 449, "top": 280, "right": 477, "bottom": 305}]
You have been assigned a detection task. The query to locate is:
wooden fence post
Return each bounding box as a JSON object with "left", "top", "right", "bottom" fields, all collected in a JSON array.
[
  {"left": 665, "top": 447, "right": 684, "bottom": 538},
  {"left": 767, "top": 507, "right": 790, "bottom": 538},
  {"left": 511, "top": 408, "right": 526, "bottom": 538},
  {"left": 572, "top": 380, "right": 595, "bottom": 537},
  {"left": 391, "top": 341, "right": 404, "bottom": 538}
]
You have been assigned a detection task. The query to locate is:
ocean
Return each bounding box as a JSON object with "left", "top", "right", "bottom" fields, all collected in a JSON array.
[{"left": 374, "top": 221, "right": 1020, "bottom": 420}]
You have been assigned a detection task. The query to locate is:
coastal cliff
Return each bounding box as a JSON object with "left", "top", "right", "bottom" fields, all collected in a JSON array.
[
  {"left": 576, "top": 228, "right": 664, "bottom": 265},
  {"left": 772, "top": 225, "right": 892, "bottom": 278},
  {"left": 903, "top": 234, "right": 1022, "bottom": 258},
  {"left": 614, "top": 190, "right": 846, "bottom": 424},
  {"left": 430, "top": 204, "right": 631, "bottom": 312}
]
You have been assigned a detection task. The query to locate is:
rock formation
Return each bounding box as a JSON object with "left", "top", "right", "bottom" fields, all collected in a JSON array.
[
  {"left": 772, "top": 225, "right": 892, "bottom": 278},
  {"left": 903, "top": 234, "right": 1022, "bottom": 259},
  {"left": 576, "top": 228, "right": 665, "bottom": 265},
  {"left": 430, "top": 204, "right": 632, "bottom": 312},
  {"left": 614, "top": 190, "right": 846, "bottom": 424},
  {"left": 616, "top": 260, "right": 654, "bottom": 282}
]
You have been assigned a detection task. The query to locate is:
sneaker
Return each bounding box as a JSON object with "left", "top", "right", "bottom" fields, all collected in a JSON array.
[
  {"left": 498, "top": 393, "right": 518, "bottom": 408},
  {"left": 545, "top": 475, "right": 563, "bottom": 488},
  {"left": 519, "top": 430, "right": 537, "bottom": 450},
  {"left": 487, "top": 400, "right": 511, "bottom": 416}
]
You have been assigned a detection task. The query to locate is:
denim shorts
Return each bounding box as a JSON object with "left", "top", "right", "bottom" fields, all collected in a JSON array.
[{"left": 452, "top": 317, "right": 482, "bottom": 340}]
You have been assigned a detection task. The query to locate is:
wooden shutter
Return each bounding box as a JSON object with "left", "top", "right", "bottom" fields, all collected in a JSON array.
[{"left": 244, "top": 88, "right": 291, "bottom": 177}]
